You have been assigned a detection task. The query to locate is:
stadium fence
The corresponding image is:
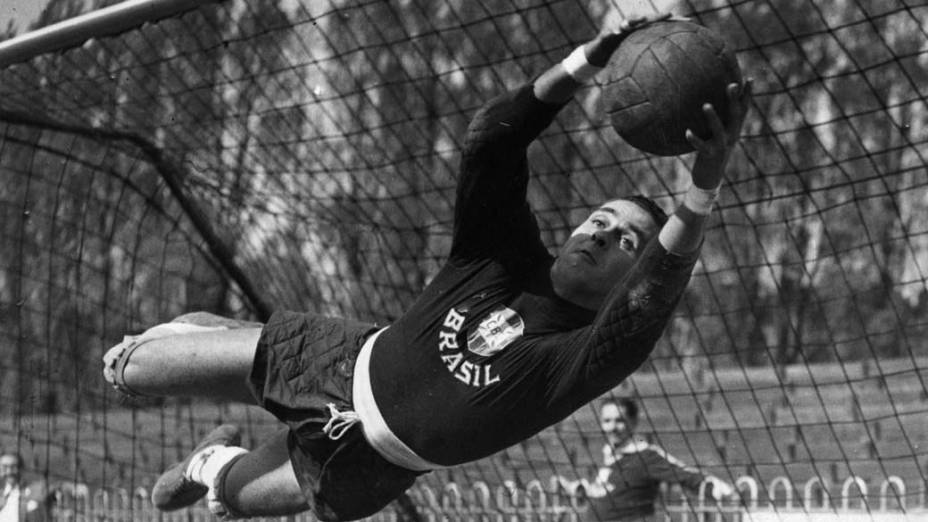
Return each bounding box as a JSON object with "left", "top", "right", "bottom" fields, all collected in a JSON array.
[{"left": 50, "top": 474, "right": 925, "bottom": 521}]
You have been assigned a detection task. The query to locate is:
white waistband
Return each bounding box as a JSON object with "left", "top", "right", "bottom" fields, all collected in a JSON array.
[{"left": 352, "top": 327, "right": 443, "bottom": 472}]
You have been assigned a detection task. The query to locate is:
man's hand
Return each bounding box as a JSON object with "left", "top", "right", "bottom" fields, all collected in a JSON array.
[
  {"left": 585, "top": 13, "right": 689, "bottom": 67},
  {"left": 687, "top": 80, "right": 754, "bottom": 189},
  {"left": 538, "top": 12, "right": 688, "bottom": 103},
  {"left": 706, "top": 475, "right": 735, "bottom": 501},
  {"left": 556, "top": 476, "right": 578, "bottom": 491}
]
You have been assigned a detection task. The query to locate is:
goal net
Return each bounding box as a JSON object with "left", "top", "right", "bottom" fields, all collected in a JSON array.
[{"left": 0, "top": 0, "right": 925, "bottom": 519}]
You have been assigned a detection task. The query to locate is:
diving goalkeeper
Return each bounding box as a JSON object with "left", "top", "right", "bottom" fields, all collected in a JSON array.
[{"left": 103, "top": 14, "right": 751, "bottom": 521}]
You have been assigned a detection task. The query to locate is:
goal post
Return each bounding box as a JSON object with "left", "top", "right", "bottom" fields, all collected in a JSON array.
[{"left": 0, "top": 0, "right": 221, "bottom": 68}]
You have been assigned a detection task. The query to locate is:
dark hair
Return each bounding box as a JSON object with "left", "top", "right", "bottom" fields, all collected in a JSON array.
[
  {"left": 601, "top": 398, "right": 639, "bottom": 422},
  {"left": 620, "top": 195, "right": 669, "bottom": 229}
]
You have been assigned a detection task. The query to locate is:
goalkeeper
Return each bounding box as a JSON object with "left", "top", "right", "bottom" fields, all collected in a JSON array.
[{"left": 103, "top": 14, "right": 751, "bottom": 521}]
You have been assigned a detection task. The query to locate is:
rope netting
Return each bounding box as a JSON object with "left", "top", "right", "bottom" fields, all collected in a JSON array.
[{"left": 0, "top": 0, "right": 926, "bottom": 518}]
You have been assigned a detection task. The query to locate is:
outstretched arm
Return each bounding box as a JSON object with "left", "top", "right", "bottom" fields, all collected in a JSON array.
[
  {"left": 548, "top": 82, "right": 752, "bottom": 398},
  {"left": 534, "top": 12, "right": 753, "bottom": 254},
  {"left": 567, "top": 81, "right": 752, "bottom": 376},
  {"left": 452, "top": 14, "right": 682, "bottom": 258},
  {"left": 635, "top": 446, "right": 733, "bottom": 500},
  {"left": 533, "top": 14, "right": 680, "bottom": 103},
  {"left": 658, "top": 81, "right": 753, "bottom": 253}
]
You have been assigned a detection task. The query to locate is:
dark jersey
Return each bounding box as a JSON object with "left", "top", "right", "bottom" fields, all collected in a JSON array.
[
  {"left": 584, "top": 440, "right": 705, "bottom": 521},
  {"left": 368, "top": 83, "right": 699, "bottom": 466}
]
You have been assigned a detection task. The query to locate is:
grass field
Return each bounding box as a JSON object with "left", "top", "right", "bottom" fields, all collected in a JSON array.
[{"left": 2, "top": 356, "right": 926, "bottom": 507}]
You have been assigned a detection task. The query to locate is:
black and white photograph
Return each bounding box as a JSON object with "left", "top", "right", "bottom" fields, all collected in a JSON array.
[{"left": 0, "top": 1, "right": 925, "bottom": 520}]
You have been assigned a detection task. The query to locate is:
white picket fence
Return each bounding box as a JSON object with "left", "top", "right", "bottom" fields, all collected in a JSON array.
[{"left": 50, "top": 474, "right": 926, "bottom": 521}]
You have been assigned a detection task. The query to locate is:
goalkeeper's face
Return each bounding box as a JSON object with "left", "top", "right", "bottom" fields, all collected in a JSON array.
[{"left": 550, "top": 200, "right": 660, "bottom": 310}]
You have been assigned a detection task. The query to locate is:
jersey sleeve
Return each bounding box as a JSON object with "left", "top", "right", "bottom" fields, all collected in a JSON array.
[
  {"left": 587, "top": 239, "right": 699, "bottom": 381},
  {"left": 635, "top": 446, "right": 706, "bottom": 491},
  {"left": 543, "top": 237, "right": 700, "bottom": 403},
  {"left": 450, "top": 83, "right": 565, "bottom": 262}
]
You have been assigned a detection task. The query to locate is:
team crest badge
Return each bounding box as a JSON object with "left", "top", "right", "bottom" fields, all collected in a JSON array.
[{"left": 467, "top": 306, "right": 524, "bottom": 356}]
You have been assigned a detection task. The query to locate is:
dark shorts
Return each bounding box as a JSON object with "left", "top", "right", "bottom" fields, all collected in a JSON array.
[{"left": 249, "top": 311, "right": 421, "bottom": 521}]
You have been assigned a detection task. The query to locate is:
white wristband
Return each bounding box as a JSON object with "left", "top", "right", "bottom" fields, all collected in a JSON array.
[
  {"left": 683, "top": 183, "right": 722, "bottom": 216},
  {"left": 561, "top": 46, "right": 602, "bottom": 82}
]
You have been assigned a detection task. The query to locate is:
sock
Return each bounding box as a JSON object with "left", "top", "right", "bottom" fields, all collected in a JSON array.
[
  {"left": 185, "top": 446, "right": 248, "bottom": 486},
  {"left": 207, "top": 452, "right": 249, "bottom": 518}
]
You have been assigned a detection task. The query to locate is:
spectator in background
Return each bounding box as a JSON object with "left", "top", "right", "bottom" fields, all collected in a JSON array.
[
  {"left": 0, "top": 453, "right": 52, "bottom": 522},
  {"left": 564, "top": 399, "right": 733, "bottom": 522},
  {"left": 0, "top": 453, "right": 24, "bottom": 522}
]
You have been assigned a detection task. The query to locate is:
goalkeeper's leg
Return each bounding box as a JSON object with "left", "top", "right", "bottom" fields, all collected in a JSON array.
[
  {"left": 157, "top": 427, "right": 416, "bottom": 520},
  {"left": 153, "top": 428, "right": 311, "bottom": 517},
  {"left": 103, "top": 313, "right": 261, "bottom": 402}
]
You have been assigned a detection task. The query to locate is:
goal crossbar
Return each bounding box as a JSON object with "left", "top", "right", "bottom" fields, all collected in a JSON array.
[{"left": 0, "top": 0, "right": 222, "bottom": 68}]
